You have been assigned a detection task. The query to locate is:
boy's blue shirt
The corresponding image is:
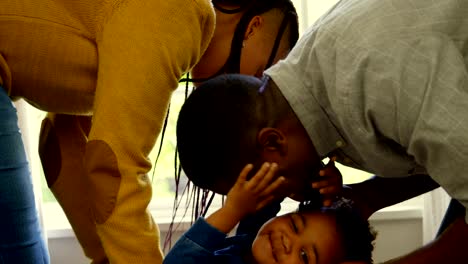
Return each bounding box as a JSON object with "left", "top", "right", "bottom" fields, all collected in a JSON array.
[
  {"left": 163, "top": 217, "right": 253, "bottom": 264},
  {"left": 163, "top": 202, "right": 281, "bottom": 264}
]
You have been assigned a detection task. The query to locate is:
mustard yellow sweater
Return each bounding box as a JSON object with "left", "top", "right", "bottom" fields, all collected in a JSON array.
[{"left": 0, "top": 0, "right": 215, "bottom": 263}]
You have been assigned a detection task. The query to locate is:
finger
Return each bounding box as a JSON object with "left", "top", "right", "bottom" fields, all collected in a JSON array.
[
  {"left": 236, "top": 164, "right": 254, "bottom": 185},
  {"left": 316, "top": 175, "right": 341, "bottom": 185},
  {"left": 273, "top": 180, "right": 293, "bottom": 198},
  {"left": 256, "top": 195, "right": 276, "bottom": 210},
  {"left": 319, "top": 166, "right": 334, "bottom": 177},
  {"left": 319, "top": 186, "right": 340, "bottom": 195},
  {"left": 255, "top": 163, "right": 279, "bottom": 192},
  {"left": 319, "top": 169, "right": 326, "bottom": 177},
  {"left": 312, "top": 179, "right": 331, "bottom": 189},
  {"left": 261, "top": 176, "right": 286, "bottom": 197},
  {"left": 323, "top": 198, "right": 333, "bottom": 207},
  {"left": 247, "top": 162, "right": 271, "bottom": 186},
  {"left": 319, "top": 163, "right": 337, "bottom": 177}
]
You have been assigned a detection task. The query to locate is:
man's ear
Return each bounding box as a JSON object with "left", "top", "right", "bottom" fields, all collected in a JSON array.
[
  {"left": 244, "top": 15, "right": 264, "bottom": 41},
  {"left": 257, "top": 127, "right": 287, "bottom": 155}
]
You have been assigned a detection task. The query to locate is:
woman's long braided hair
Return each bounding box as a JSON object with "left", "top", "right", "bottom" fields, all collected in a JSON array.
[{"left": 161, "top": 0, "right": 299, "bottom": 250}]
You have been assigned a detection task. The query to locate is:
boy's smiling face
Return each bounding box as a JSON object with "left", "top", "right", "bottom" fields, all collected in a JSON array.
[{"left": 251, "top": 211, "right": 345, "bottom": 264}]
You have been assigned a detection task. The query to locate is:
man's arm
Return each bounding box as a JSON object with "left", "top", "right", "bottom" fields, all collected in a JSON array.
[{"left": 343, "top": 174, "right": 439, "bottom": 219}]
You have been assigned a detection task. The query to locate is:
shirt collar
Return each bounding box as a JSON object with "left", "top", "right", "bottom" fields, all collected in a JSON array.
[{"left": 265, "top": 71, "right": 345, "bottom": 158}]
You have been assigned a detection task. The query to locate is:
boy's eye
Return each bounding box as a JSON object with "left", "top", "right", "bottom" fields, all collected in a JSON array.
[
  {"left": 290, "top": 215, "right": 298, "bottom": 233},
  {"left": 300, "top": 249, "right": 309, "bottom": 264}
]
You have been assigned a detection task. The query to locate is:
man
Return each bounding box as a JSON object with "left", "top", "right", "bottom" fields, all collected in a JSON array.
[{"left": 176, "top": 0, "right": 468, "bottom": 262}]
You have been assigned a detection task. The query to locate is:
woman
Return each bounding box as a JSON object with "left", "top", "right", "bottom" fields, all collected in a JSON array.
[{"left": 0, "top": 0, "right": 298, "bottom": 263}]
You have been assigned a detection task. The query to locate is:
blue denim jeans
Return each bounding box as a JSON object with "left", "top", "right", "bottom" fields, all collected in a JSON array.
[{"left": 0, "top": 87, "right": 49, "bottom": 264}]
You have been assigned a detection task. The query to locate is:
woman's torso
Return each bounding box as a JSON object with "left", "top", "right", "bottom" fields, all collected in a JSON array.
[{"left": 0, "top": 0, "right": 106, "bottom": 114}]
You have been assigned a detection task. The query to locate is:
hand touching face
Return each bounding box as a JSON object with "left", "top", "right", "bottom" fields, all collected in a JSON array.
[
  {"left": 224, "top": 162, "right": 286, "bottom": 219},
  {"left": 286, "top": 157, "right": 343, "bottom": 207},
  {"left": 312, "top": 158, "right": 343, "bottom": 207}
]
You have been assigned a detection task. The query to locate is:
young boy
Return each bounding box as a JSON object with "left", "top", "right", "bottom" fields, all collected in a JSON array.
[{"left": 163, "top": 163, "right": 376, "bottom": 264}]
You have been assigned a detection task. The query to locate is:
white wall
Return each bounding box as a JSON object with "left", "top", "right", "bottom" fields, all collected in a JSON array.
[{"left": 370, "top": 213, "right": 423, "bottom": 262}]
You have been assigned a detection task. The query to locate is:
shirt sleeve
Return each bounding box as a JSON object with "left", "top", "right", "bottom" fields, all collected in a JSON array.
[
  {"left": 344, "top": 35, "right": 468, "bottom": 223},
  {"left": 236, "top": 200, "right": 281, "bottom": 235},
  {"left": 163, "top": 218, "right": 228, "bottom": 264},
  {"left": 84, "top": 0, "right": 215, "bottom": 262}
]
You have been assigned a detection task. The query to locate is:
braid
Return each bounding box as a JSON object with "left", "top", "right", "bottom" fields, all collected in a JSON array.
[{"left": 165, "top": 0, "right": 300, "bottom": 250}]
